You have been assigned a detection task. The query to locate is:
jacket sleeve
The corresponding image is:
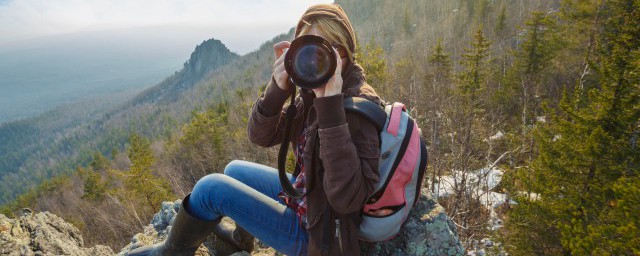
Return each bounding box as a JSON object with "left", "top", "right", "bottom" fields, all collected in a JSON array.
[
  {"left": 247, "top": 77, "right": 295, "bottom": 147},
  {"left": 314, "top": 94, "right": 381, "bottom": 214}
]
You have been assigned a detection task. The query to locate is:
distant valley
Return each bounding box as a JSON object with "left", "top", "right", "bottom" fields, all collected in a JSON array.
[
  {"left": 0, "top": 26, "right": 228, "bottom": 123},
  {"left": 0, "top": 31, "right": 245, "bottom": 204}
]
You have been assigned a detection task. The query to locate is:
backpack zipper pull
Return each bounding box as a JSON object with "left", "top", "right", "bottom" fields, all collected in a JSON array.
[{"left": 335, "top": 219, "right": 343, "bottom": 253}]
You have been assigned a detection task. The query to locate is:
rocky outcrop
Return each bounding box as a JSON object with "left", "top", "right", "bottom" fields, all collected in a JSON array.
[
  {"left": 360, "top": 189, "right": 465, "bottom": 255},
  {"left": 134, "top": 38, "right": 239, "bottom": 104},
  {"left": 184, "top": 39, "right": 239, "bottom": 81},
  {"left": 0, "top": 209, "right": 114, "bottom": 256},
  {"left": 119, "top": 189, "right": 464, "bottom": 256},
  {"left": 1, "top": 189, "right": 463, "bottom": 256}
]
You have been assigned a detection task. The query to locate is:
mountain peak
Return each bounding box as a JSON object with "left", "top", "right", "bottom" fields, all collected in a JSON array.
[
  {"left": 185, "top": 38, "right": 236, "bottom": 78},
  {"left": 134, "top": 38, "right": 239, "bottom": 105}
]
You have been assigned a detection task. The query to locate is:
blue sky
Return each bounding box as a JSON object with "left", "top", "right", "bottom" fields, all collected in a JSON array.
[{"left": 0, "top": 0, "right": 334, "bottom": 53}]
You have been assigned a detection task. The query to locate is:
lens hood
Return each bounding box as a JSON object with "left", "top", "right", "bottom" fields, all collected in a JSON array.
[{"left": 285, "top": 34, "right": 337, "bottom": 89}]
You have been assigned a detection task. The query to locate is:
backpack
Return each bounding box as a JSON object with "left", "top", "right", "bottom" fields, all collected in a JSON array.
[
  {"left": 277, "top": 95, "right": 428, "bottom": 242},
  {"left": 343, "top": 97, "right": 428, "bottom": 242}
]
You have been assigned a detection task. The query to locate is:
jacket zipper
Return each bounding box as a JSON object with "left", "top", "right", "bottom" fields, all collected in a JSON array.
[{"left": 335, "top": 219, "right": 343, "bottom": 253}]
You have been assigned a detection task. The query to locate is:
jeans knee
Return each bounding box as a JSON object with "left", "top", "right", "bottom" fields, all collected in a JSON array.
[
  {"left": 224, "top": 160, "right": 249, "bottom": 178},
  {"left": 192, "top": 173, "right": 225, "bottom": 196},
  {"left": 188, "top": 173, "right": 227, "bottom": 221}
]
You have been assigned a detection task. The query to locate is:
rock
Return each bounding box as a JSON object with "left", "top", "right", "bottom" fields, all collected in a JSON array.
[
  {"left": 120, "top": 189, "right": 463, "bottom": 256},
  {"left": 1, "top": 189, "right": 463, "bottom": 256},
  {"left": 360, "top": 189, "right": 465, "bottom": 256},
  {"left": 0, "top": 210, "right": 114, "bottom": 256},
  {"left": 481, "top": 238, "right": 493, "bottom": 247}
]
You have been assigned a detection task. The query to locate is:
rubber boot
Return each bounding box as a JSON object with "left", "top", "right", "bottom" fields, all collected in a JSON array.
[
  {"left": 213, "top": 222, "right": 255, "bottom": 252},
  {"left": 128, "top": 194, "right": 217, "bottom": 256}
]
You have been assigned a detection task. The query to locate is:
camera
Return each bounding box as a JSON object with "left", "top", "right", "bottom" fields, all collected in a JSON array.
[{"left": 284, "top": 34, "right": 337, "bottom": 89}]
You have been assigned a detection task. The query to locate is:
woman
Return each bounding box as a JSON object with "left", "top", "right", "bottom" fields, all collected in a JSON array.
[{"left": 129, "top": 3, "right": 382, "bottom": 256}]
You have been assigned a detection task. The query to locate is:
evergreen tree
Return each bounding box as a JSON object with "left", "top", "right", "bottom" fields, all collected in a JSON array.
[
  {"left": 80, "top": 166, "right": 107, "bottom": 201},
  {"left": 505, "top": 11, "right": 560, "bottom": 160},
  {"left": 123, "top": 134, "right": 172, "bottom": 212},
  {"left": 356, "top": 38, "right": 387, "bottom": 90},
  {"left": 90, "top": 151, "right": 110, "bottom": 172},
  {"left": 458, "top": 27, "right": 491, "bottom": 108},
  {"left": 506, "top": 1, "right": 640, "bottom": 254},
  {"left": 428, "top": 39, "right": 452, "bottom": 86},
  {"left": 425, "top": 39, "right": 453, "bottom": 194},
  {"left": 180, "top": 107, "right": 226, "bottom": 167},
  {"left": 442, "top": 28, "right": 493, "bottom": 240},
  {"left": 496, "top": 4, "right": 507, "bottom": 33},
  {"left": 558, "top": 0, "right": 609, "bottom": 92}
]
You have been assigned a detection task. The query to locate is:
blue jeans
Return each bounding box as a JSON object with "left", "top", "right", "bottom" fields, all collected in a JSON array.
[{"left": 187, "top": 160, "right": 309, "bottom": 255}]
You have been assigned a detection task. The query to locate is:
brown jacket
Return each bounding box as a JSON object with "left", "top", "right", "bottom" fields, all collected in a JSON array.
[{"left": 247, "top": 66, "right": 382, "bottom": 256}]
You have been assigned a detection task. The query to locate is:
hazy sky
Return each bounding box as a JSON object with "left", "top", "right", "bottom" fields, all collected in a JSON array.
[{"left": 0, "top": 0, "right": 334, "bottom": 54}]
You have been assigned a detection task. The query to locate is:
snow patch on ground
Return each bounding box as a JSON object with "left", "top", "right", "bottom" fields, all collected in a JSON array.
[
  {"left": 433, "top": 167, "right": 510, "bottom": 255},
  {"left": 489, "top": 131, "right": 504, "bottom": 140},
  {"left": 433, "top": 167, "right": 506, "bottom": 204}
]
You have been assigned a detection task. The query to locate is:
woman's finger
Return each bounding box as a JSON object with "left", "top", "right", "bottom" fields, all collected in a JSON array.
[
  {"left": 273, "top": 48, "right": 289, "bottom": 70},
  {"left": 334, "top": 47, "right": 343, "bottom": 74},
  {"left": 273, "top": 52, "right": 286, "bottom": 68},
  {"left": 275, "top": 69, "right": 290, "bottom": 90},
  {"left": 279, "top": 68, "right": 289, "bottom": 78},
  {"left": 273, "top": 41, "right": 291, "bottom": 59},
  {"left": 274, "top": 63, "right": 286, "bottom": 74}
]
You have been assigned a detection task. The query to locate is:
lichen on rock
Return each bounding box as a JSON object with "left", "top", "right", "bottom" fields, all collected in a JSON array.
[
  {"left": 120, "top": 189, "right": 463, "bottom": 256},
  {"left": 359, "top": 189, "right": 465, "bottom": 256},
  {"left": 0, "top": 209, "right": 114, "bottom": 256},
  {"left": 0, "top": 189, "right": 463, "bottom": 256}
]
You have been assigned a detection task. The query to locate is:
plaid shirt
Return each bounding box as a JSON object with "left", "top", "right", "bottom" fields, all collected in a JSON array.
[{"left": 280, "top": 125, "right": 308, "bottom": 226}]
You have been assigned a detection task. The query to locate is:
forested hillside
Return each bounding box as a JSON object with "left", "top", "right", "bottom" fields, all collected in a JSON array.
[
  {"left": 1, "top": 0, "right": 638, "bottom": 254},
  {"left": 0, "top": 38, "right": 240, "bottom": 204}
]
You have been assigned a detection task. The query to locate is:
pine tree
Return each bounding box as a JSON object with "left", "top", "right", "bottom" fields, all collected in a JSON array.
[
  {"left": 80, "top": 166, "right": 107, "bottom": 201},
  {"left": 356, "top": 38, "right": 388, "bottom": 95},
  {"left": 177, "top": 104, "right": 227, "bottom": 178},
  {"left": 458, "top": 27, "right": 491, "bottom": 108},
  {"left": 123, "top": 134, "right": 172, "bottom": 212},
  {"left": 90, "top": 151, "right": 110, "bottom": 172},
  {"left": 442, "top": 28, "right": 493, "bottom": 240},
  {"left": 496, "top": 4, "right": 507, "bottom": 33},
  {"left": 425, "top": 39, "right": 453, "bottom": 194},
  {"left": 428, "top": 39, "right": 452, "bottom": 86},
  {"left": 505, "top": 11, "right": 560, "bottom": 161},
  {"left": 505, "top": 1, "right": 640, "bottom": 254},
  {"left": 558, "top": 0, "right": 609, "bottom": 92}
]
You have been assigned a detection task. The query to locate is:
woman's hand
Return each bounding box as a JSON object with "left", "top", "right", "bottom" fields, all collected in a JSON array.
[
  {"left": 272, "top": 41, "right": 291, "bottom": 91},
  {"left": 312, "top": 47, "right": 343, "bottom": 98}
]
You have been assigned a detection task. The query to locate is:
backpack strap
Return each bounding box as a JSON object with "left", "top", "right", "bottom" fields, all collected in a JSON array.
[
  {"left": 387, "top": 103, "right": 406, "bottom": 137},
  {"left": 342, "top": 97, "right": 386, "bottom": 132}
]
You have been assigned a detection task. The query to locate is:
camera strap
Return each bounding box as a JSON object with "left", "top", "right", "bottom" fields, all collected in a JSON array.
[{"left": 278, "top": 86, "right": 306, "bottom": 199}]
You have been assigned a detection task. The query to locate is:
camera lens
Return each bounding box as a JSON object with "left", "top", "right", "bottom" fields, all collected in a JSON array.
[
  {"left": 285, "top": 35, "right": 337, "bottom": 89},
  {"left": 293, "top": 44, "right": 332, "bottom": 82}
]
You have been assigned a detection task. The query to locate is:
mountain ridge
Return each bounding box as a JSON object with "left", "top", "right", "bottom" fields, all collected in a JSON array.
[
  {"left": 133, "top": 38, "right": 239, "bottom": 105},
  {"left": 0, "top": 36, "right": 241, "bottom": 204}
]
